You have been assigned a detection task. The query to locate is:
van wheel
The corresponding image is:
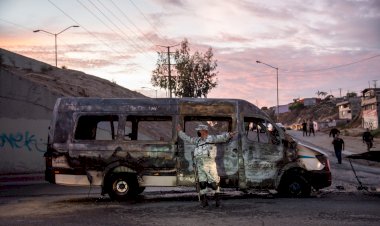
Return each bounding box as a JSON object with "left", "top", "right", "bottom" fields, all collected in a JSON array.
[
  {"left": 279, "top": 175, "right": 311, "bottom": 197},
  {"left": 106, "top": 173, "right": 138, "bottom": 201}
]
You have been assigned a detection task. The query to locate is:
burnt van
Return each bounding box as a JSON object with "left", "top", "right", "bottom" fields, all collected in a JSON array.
[{"left": 45, "top": 97, "right": 331, "bottom": 200}]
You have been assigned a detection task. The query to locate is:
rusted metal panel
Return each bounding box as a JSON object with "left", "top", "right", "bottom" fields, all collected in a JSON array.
[{"left": 179, "top": 101, "right": 236, "bottom": 115}]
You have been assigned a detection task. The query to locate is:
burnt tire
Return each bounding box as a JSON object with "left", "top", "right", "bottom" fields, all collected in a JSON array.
[
  {"left": 278, "top": 174, "right": 311, "bottom": 197},
  {"left": 106, "top": 173, "right": 138, "bottom": 201},
  {"left": 136, "top": 186, "right": 146, "bottom": 194}
]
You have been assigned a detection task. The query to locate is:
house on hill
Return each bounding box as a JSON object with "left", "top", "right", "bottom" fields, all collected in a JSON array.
[
  {"left": 361, "top": 88, "right": 380, "bottom": 129},
  {"left": 301, "top": 97, "right": 321, "bottom": 106},
  {"left": 275, "top": 104, "right": 290, "bottom": 114},
  {"left": 336, "top": 97, "right": 361, "bottom": 121}
]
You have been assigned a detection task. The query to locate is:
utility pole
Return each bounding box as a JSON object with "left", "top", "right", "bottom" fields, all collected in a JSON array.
[
  {"left": 373, "top": 80, "right": 378, "bottom": 88},
  {"left": 157, "top": 44, "right": 180, "bottom": 98}
]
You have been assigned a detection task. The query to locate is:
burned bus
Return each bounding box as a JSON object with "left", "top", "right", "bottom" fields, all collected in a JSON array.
[{"left": 45, "top": 97, "right": 331, "bottom": 200}]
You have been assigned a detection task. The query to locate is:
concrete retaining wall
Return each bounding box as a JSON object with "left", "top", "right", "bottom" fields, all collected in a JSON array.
[
  {"left": 0, "top": 118, "right": 49, "bottom": 173},
  {"left": 1, "top": 68, "right": 58, "bottom": 174}
]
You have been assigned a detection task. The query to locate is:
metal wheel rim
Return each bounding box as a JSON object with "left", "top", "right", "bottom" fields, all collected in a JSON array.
[{"left": 114, "top": 180, "right": 128, "bottom": 194}]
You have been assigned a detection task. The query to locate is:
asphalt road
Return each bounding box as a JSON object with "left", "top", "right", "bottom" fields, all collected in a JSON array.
[
  {"left": 0, "top": 183, "right": 380, "bottom": 226},
  {"left": 288, "top": 130, "right": 380, "bottom": 192},
  {"left": 0, "top": 130, "right": 379, "bottom": 226}
]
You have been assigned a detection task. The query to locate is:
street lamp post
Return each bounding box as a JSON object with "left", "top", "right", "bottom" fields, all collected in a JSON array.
[
  {"left": 256, "top": 60, "right": 279, "bottom": 122},
  {"left": 34, "top": 25, "right": 79, "bottom": 67},
  {"left": 141, "top": 87, "right": 158, "bottom": 98}
]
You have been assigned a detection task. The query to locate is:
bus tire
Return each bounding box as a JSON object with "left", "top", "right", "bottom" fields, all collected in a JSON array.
[{"left": 106, "top": 173, "right": 138, "bottom": 201}]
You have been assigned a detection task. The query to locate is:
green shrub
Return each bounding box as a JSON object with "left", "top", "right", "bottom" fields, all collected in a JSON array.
[
  {"left": 371, "top": 129, "right": 380, "bottom": 138},
  {"left": 40, "top": 65, "right": 53, "bottom": 73},
  {"left": 289, "top": 102, "right": 305, "bottom": 111}
]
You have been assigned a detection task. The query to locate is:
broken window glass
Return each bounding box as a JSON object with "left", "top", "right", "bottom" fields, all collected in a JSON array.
[
  {"left": 74, "top": 115, "right": 119, "bottom": 140},
  {"left": 125, "top": 116, "right": 172, "bottom": 141}
]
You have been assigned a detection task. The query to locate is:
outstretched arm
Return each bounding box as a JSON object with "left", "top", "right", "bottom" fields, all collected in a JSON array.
[
  {"left": 211, "top": 131, "right": 238, "bottom": 143},
  {"left": 177, "top": 124, "right": 197, "bottom": 144}
]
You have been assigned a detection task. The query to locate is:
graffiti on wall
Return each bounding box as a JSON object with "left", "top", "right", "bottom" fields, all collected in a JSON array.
[
  {"left": 363, "top": 109, "right": 379, "bottom": 129},
  {"left": 363, "top": 120, "right": 378, "bottom": 130},
  {"left": 0, "top": 131, "right": 46, "bottom": 152}
]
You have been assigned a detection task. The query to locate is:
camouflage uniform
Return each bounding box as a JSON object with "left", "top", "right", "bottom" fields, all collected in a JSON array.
[{"left": 178, "top": 125, "right": 231, "bottom": 207}]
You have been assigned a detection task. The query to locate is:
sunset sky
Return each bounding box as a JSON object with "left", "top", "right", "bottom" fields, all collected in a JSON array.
[{"left": 1, "top": 0, "right": 379, "bottom": 107}]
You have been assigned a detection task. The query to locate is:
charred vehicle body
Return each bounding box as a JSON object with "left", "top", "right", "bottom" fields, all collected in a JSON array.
[{"left": 45, "top": 97, "right": 331, "bottom": 200}]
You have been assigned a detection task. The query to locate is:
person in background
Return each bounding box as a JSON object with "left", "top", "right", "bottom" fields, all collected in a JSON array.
[
  {"left": 332, "top": 133, "right": 345, "bottom": 164},
  {"left": 362, "top": 128, "right": 374, "bottom": 151},
  {"left": 302, "top": 121, "right": 307, "bottom": 136},
  {"left": 177, "top": 124, "right": 236, "bottom": 207},
  {"left": 308, "top": 120, "right": 315, "bottom": 136},
  {"left": 329, "top": 127, "right": 340, "bottom": 138}
]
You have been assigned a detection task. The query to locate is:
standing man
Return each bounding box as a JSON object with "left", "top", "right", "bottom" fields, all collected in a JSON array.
[
  {"left": 177, "top": 124, "right": 236, "bottom": 207},
  {"left": 332, "top": 133, "right": 345, "bottom": 164},
  {"left": 362, "top": 128, "right": 374, "bottom": 151},
  {"left": 308, "top": 120, "right": 315, "bottom": 136},
  {"left": 302, "top": 121, "right": 307, "bottom": 136}
]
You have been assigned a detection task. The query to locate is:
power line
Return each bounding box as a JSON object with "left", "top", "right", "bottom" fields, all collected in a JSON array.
[
  {"left": 87, "top": 0, "right": 143, "bottom": 51},
  {"left": 96, "top": 0, "right": 154, "bottom": 49},
  {"left": 0, "top": 18, "right": 31, "bottom": 31},
  {"left": 78, "top": 0, "right": 143, "bottom": 54},
  {"left": 109, "top": 0, "right": 157, "bottom": 46},
  {"left": 81, "top": 0, "right": 157, "bottom": 60},
  {"left": 282, "top": 54, "right": 380, "bottom": 73},
  {"left": 128, "top": 0, "right": 167, "bottom": 42},
  {"left": 48, "top": 0, "right": 126, "bottom": 57},
  {"left": 1, "top": 17, "right": 76, "bottom": 59}
]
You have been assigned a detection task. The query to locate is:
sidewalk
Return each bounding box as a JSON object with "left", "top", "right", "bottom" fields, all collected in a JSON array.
[{"left": 0, "top": 173, "right": 45, "bottom": 186}]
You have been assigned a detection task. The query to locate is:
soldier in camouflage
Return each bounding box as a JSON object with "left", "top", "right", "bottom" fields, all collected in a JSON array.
[{"left": 177, "top": 124, "right": 236, "bottom": 207}]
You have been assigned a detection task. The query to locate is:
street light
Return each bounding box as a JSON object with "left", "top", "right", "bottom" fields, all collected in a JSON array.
[
  {"left": 33, "top": 25, "right": 79, "bottom": 67},
  {"left": 141, "top": 87, "right": 158, "bottom": 98},
  {"left": 256, "top": 60, "right": 279, "bottom": 122}
]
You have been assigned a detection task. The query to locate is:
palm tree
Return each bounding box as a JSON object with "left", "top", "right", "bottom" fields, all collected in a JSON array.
[{"left": 316, "top": 90, "right": 327, "bottom": 98}]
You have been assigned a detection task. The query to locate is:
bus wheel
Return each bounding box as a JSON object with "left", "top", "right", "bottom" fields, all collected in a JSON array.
[
  {"left": 107, "top": 173, "right": 138, "bottom": 201},
  {"left": 279, "top": 174, "right": 311, "bottom": 197}
]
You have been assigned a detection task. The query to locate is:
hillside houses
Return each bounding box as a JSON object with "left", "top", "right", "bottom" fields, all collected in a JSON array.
[
  {"left": 325, "top": 88, "right": 379, "bottom": 129},
  {"left": 361, "top": 88, "right": 380, "bottom": 129},
  {"left": 336, "top": 97, "right": 361, "bottom": 120},
  {"left": 283, "top": 89, "right": 380, "bottom": 131}
]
